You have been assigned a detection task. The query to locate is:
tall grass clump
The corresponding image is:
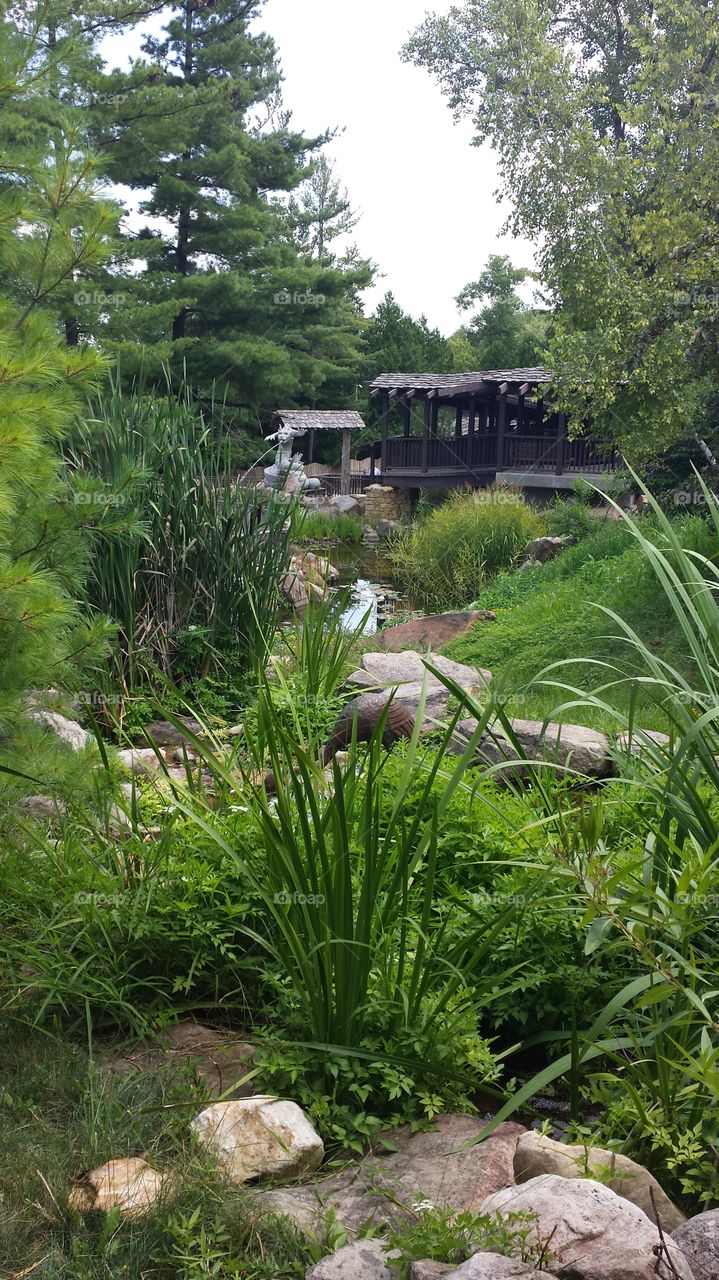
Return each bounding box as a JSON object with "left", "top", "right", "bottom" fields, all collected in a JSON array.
[
  {"left": 460, "top": 477, "right": 719, "bottom": 1208},
  {"left": 293, "top": 508, "right": 363, "bottom": 544},
  {"left": 389, "top": 487, "right": 545, "bottom": 610},
  {"left": 66, "top": 369, "right": 293, "bottom": 692}
]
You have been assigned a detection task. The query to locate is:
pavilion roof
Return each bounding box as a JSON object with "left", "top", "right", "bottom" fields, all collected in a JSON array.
[
  {"left": 369, "top": 368, "right": 552, "bottom": 396},
  {"left": 271, "top": 409, "right": 366, "bottom": 432}
]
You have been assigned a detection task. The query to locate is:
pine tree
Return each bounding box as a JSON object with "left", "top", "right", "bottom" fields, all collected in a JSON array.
[
  {"left": 87, "top": 0, "right": 373, "bottom": 407},
  {"left": 287, "top": 155, "right": 358, "bottom": 263},
  {"left": 454, "top": 256, "right": 548, "bottom": 371},
  {"left": 0, "top": 12, "right": 115, "bottom": 737}
]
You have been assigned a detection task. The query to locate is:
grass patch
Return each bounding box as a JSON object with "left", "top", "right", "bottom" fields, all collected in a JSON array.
[
  {"left": 0, "top": 1020, "right": 314, "bottom": 1279},
  {"left": 447, "top": 515, "right": 714, "bottom": 730}
]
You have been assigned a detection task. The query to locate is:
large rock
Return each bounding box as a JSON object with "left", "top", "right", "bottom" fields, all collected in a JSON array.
[
  {"left": 409, "top": 1264, "right": 455, "bottom": 1280},
  {"left": 514, "top": 1131, "right": 685, "bottom": 1232},
  {"left": 99, "top": 1021, "right": 255, "bottom": 1100},
  {"left": 28, "top": 708, "right": 90, "bottom": 751},
  {"left": 346, "top": 651, "right": 491, "bottom": 732},
  {"left": 377, "top": 612, "right": 495, "bottom": 654},
  {"left": 191, "top": 1097, "right": 323, "bottom": 1184},
  {"left": 135, "top": 718, "right": 202, "bottom": 747},
  {"left": 450, "top": 717, "right": 611, "bottom": 780},
  {"left": 282, "top": 550, "right": 338, "bottom": 612},
  {"left": 68, "top": 1157, "right": 166, "bottom": 1219},
  {"left": 672, "top": 1210, "right": 719, "bottom": 1280},
  {"left": 258, "top": 1116, "right": 525, "bottom": 1238},
  {"left": 522, "top": 535, "right": 571, "bottom": 566},
  {"left": 306, "top": 1240, "right": 398, "bottom": 1279},
  {"left": 328, "top": 494, "right": 361, "bottom": 516},
  {"left": 445, "top": 1257, "right": 550, "bottom": 1279},
  {"left": 480, "top": 1174, "right": 694, "bottom": 1280},
  {"left": 117, "top": 747, "right": 165, "bottom": 775}
]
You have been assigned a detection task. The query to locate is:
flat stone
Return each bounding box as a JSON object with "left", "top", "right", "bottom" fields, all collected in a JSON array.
[
  {"left": 258, "top": 1116, "right": 525, "bottom": 1239},
  {"left": 306, "top": 1240, "right": 398, "bottom": 1279},
  {"left": 98, "top": 1021, "right": 255, "bottom": 1099},
  {"left": 450, "top": 718, "right": 611, "bottom": 779},
  {"left": 480, "top": 1175, "right": 693, "bottom": 1280},
  {"left": 68, "top": 1157, "right": 166, "bottom": 1220},
  {"left": 21, "top": 794, "right": 67, "bottom": 820},
  {"left": 377, "top": 613, "right": 495, "bottom": 654},
  {"left": 191, "top": 1097, "right": 323, "bottom": 1185},
  {"left": 672, "top": 1210, "right": 719, "bottom": 1280},
  {"left": 514, "top": 1131, "right": 685, "bottom": 1232}
]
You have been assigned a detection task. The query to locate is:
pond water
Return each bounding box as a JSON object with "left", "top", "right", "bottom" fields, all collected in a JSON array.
[{"left": 328, "top": 544, "right": 416, "bottom": 634}]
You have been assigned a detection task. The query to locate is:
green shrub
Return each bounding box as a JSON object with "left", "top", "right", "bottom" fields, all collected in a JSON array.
[
  {"left": 546, "top": 496, "right": 597, "bottom": 540},
  {"left": 389, "top": 488, "right": 545, "bottom": 609}
]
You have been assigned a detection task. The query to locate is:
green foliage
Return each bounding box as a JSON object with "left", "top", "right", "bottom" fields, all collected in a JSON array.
[
  {"left": 68, "top": 369, "right": 293, "bottom": 692},
  {"left": 294, "top": 509, "right": 364, "bottom": 544},
  {"left": 453, "top": 254, "right": 548, "bottom": 372},
  {"left": 404, "top": 0, "right": 719, "bottom": 455},
  {"left": 0, "top": 18, "right": 114, "bottom": 748},
  {"left": 546, "top": 498, "right": 598, "bottom": 541},
  {"left": 387, "top": 1205, "right": 550, "bottom": 1275},
  {"left": 390, "top": 488, "right": 545, "bottom": 610},
  {"left": 448, "top": 514, "right": 716, "bottom": 728},
  {"left": 456, "top": 482, "right": 719, "bottom": 1210}
]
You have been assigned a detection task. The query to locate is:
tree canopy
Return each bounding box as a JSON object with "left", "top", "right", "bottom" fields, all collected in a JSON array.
[{"left": 404, "top": 0, "right": 719, "bottom": 455}]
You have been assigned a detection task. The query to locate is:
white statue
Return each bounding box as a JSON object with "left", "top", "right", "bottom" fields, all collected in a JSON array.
[{"left": 264, "top": 423, "right": 308, "bottom": 492}]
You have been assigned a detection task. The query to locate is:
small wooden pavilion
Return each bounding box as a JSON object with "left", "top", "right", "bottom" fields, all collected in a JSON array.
[
  {"left": 369, "top": 369, "right": 621, "bottom": 489},
  {"left": 269, "top": 409, "right": 366, "bottom": 495}
]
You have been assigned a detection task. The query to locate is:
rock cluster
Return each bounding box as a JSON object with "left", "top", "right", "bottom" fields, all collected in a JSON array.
[{"left": 281, "top": 549, "right": 338, "bottom": 612}]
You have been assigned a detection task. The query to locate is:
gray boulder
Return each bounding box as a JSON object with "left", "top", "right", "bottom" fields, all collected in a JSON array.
[
  {"left": 672, "top": 1210, "right": 719, "bottom": 1280},
  {"left": 328, "top": 494, "right": 361, "bottom": 516},
  {"left": 409, "top": 1264, "right": 455, "bottom": 1280},
  {"left": 522, "top": 536, "right": 570, "bottom": 566},
  {"left": 450, "top": 717, "right": 611, "bottom": 780},
  {"left": 28, "top": 708, "right": 90, "bottom": 752},
  {"left": 513, "top": 1131, "right": 685, "bottom": 1231},
  {"left": 480, "top": 1174, "right": 694, "bottom": 1280},
  {"left": 306, "top": 1240, "right": 398, "bottom": 1279}
]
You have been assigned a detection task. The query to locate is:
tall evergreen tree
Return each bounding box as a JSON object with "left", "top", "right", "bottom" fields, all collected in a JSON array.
[
  {"left": 87, "top": 0, "right": 373, "bottom": 406},
  {"left": 0, "top": 10, "right": 116, "bottom": 737},
  {"left": 287, "top": 154, "right": 358, "bottom": 263}
]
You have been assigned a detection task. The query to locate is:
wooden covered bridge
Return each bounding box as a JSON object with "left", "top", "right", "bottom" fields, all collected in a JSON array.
[{"left": 369, "top": 369, "right": 622, "bottom": 490}]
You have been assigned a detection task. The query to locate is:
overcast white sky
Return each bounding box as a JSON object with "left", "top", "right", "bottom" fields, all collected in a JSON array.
[{"left": 102, "top": 0, "right": 537, "bottom": 336}]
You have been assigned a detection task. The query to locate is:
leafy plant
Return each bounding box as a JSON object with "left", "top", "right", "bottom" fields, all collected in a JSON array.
[{"left": 387, "top": 1204, "right": 550, "bottom": 1275}]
